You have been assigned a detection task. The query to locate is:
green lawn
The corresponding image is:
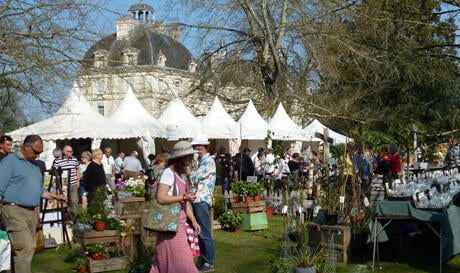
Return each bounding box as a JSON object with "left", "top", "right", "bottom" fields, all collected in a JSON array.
[{"left": 31, "top": 215, "right": 460, "bottom": 273}]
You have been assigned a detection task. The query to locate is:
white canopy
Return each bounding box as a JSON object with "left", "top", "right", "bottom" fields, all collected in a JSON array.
[
  {"left": 158, "top": 97, "right": 203, "bottom": 139},
  {"left": 8, "top": 82, "right": 144, "bottom": 167},
  {"left": 237, "top": 100, "right": 269, "bottom": 140},
  {"left": 109, "top": 86, "right": 167, "bottom": 157},
  {"left": 268, "top": 103, "right": 309, "bottom": 141},
  {"left": 303, "top": 119, "right": 352, "bottom": 144},
  {"left": 201, "top": 97, "right": 239, "bottom": 139},
  {"left": 109, "top": 86, "right": 166, "bottom": 138},
  {"left": 8, "top": 82, "right": 143, "bottom": 142}
]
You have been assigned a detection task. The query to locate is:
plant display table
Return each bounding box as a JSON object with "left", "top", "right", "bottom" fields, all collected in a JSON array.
[{"left": 73, "top": 230, "right": 129, "bottom": 272}]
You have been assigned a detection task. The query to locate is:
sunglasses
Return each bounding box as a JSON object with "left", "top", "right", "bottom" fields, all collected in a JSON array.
[{"left": 28, "top": 144, "right": 43, "bottom": 155}]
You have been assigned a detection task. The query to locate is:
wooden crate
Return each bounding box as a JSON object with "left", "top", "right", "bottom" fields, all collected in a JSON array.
[
  {"left": 231, "top": 200, "right": 265, "bottom": 214},
  {"left": 116, "top": 197, "right": 145, "bottom": 217},
  {"left": 73, "top": 230, "right": 120, "bottom": 246},
  {"left": 87, "top": 256, "right": 129, "bottom": 273},
  {"left": 116, "top": 197, "right": 145, "bottom": 235},
  {"left": 308, "top": 223, "right": 350, "bottom": 264}
]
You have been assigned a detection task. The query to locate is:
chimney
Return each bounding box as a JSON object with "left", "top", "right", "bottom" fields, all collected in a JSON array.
[
  {"left": 117, "top": 16, "right": 136, "bottom": 40},
  {"left": 169, "top": 26, "right": 181, "bottom": 41}
]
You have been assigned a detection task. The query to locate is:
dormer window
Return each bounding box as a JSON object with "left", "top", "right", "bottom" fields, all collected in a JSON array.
[
  {"left": 123, "top": 47, "right": 139, "bottom": 66},
  {"left": 94, "top": 49, "right": 108, "bottom": 68}
]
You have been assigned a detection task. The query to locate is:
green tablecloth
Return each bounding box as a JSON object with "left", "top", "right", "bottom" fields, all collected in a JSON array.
[{"left": 372, "top": 200, "right": 460, "bottom": 262}]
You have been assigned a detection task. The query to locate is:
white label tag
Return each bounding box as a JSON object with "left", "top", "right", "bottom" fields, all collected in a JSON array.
[
  {"left": 364, "top": 197, "right": 370, "bottom": 207},
  {"left": 282, "top": 205, "right": 288, "bottom": 214},
  {"left": 339, "top": 196, "right": 345, "bottom": 204}
]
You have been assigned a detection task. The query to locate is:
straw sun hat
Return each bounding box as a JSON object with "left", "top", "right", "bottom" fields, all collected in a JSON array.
[{"left": 169, "top": 141, "right": 196, "bottom": 159}]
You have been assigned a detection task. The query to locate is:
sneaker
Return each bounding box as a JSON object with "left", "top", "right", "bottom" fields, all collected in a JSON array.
[{"left": 198, "top": 263, "right": 215, "bottom": 272}]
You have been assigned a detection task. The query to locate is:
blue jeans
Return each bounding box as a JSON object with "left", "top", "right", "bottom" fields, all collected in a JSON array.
[{"left": 193, "top": 201, "right": 215, "bottom": 265}]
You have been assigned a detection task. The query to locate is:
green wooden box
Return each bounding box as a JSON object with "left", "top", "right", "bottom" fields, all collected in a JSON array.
[{"left": 241, "top": 212, "right": 268, "bottom": 231}]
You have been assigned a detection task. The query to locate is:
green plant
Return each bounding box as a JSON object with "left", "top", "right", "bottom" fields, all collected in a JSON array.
[
  {"left": 230, "top": 181, "right": 249, "bottom": 196},
  {"left": 77, "top": 208, "right": 93, "bottom": 224},
  {"left": 74, "top": 257, "right": 87, "bottom": 268},
  {"left": 218, "top": 210, "right": 243, "bottom": 231},
  {"left": 106, "top": 217, "right": 126, "bottom": 232},
  {"left": 248, "top": 182, "right": 265, "bottom": 196},
  {"left": 86, "top": 243, "right": 105, "bottom": 254}
]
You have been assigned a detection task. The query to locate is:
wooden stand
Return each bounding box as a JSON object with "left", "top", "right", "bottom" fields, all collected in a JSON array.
[
  {"left": 74, "top": 230, "right": 130, "bottom": 272},
  {"left": 87, "top": 256, "right": 129, "bottom": 273},
  {"left": 231, "top": 200, "right": 265, "bottom": 214},
  {"left": 309, "top": 223, "right": 351, "bottom": 264},
  {"left": 73, "top": 230, "right": 120, "bottom": 247},
  {"left": 115, "top": 197, "right": 145, "bottom": 235}
]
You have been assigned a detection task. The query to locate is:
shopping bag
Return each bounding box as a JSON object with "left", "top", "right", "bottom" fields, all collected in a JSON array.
[
  {"left": 0, "top": 230, "right": 11, "bottom": 271},
  {"left": 142, "top": 200, "right": 180, "bottom": 233},
  {"left": 185, "top": 223, "right": 200, "bottom": 257},
  {"left": 142, "top": 179, "right": 180, "bottom": 233}
]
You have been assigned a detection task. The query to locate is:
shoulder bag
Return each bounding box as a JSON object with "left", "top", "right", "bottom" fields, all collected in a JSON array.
[{"left": 142, "top": 175, "right": 181, "bottom": 233}]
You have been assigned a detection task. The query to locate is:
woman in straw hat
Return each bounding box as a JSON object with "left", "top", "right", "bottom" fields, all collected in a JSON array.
[{"left": 150, "top": 141, "right": 201, "bottom": 273}]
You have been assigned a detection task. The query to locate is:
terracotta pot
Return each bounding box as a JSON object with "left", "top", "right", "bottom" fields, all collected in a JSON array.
[
  {"left": 245, "top": 195, "right": 253, "bottom": 203},
  {"left": 76, "top": 265, "right": 88, "bottom": 273},
  {"left": 94, "top": 221, "right": 106, "bottom": 231},
  {"left": 91, "top": 252, "right": 104, "bottom": 260},
  {"left": 253, "top": 195, "right": 262, "bottom": 201},
  {"left": 265, "top": 206, "right": 274, "bottom": 218},
  {"left": 233, "top": 227, "right": 242, "bottom": 233},
  {"left": 235, "top": 195, "right": 244, "bottom": 203}
]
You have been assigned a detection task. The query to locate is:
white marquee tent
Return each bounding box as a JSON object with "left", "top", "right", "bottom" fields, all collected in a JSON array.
[
  {"left": 237, "top": 100, "right": 269, "bottom": 140},
  {"left": 201, "top": 96, "right": 239, "bottom": 139},
  {"left": 109, "top": 85, "right": 167, "bottom": 157},
  {"left": 303, "top": 119, "right": 352, "bottom": 145},
  {"left": 158, "top": 97, "right": 203, "bottom": 139},
  {"left": 7, "top": 82, "right": 144, "bottom": 166},
  {"left": 268, "top": 103, "right": 310, "bottom": 141}
]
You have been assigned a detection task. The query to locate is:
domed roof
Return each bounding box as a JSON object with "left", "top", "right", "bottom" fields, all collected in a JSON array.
[
  {"left": 129, "top": 1, "right": 154, "bottom": 13},
  {"left": 82, "top": 28, "right": 193, "bottom": 71}
]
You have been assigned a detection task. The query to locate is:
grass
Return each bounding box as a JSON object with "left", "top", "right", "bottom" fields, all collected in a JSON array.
[{"left": 31, "top": 215, "right": 460, "bottom": 273}]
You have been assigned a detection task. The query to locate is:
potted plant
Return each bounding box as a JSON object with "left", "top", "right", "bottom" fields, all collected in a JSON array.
[
  {"left": 218, "top": 210, "right": 243, "bottom": 231},
  {"left": 74, "top": 257, "right": 88, "bottom": 273},
  {"left": 86, "top": 243, "right": 105, "bottom": 260},
  {"left": 93, "top": 214, "right": 107, "bottom": 231},
  {"left": 287, "top": 221, "right": 322, "bottom": 273},
  {"left": 75, "top": 208, "right": 94, "bottom": 231},
  {"left": 248, "top": 182, "right": 265, "bottom": 201},
  {"left": 230, "top": 181, "right": 246, "bottom": 202}
]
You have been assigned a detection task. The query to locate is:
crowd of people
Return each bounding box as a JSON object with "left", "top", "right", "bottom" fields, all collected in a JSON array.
[{"left": 2, "top": 132, "right": 460, "bottom": 273}]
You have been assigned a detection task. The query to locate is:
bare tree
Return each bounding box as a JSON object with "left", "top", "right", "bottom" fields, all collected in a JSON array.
[{"left": 0, "top": 0, "right": 110, "bottom": 131}]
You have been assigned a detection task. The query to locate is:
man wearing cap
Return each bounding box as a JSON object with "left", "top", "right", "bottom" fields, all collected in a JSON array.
[{"left": 190, "top": 134, "right": 216, "bottom": 272}]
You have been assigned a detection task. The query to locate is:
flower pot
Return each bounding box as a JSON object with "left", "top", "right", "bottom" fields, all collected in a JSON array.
[
  {"left": 91, "top": 251, "right": 104, "bottom": 260},
  {"left": 94, "top": 221, "right": 106, "bottom": 231},
  {"left": 235, "top": 195, "right": 244, "bottom": 203},
  {"left": 293, "top": 265, "right": 316, "bottom": 273},
  {"left": 265, "top": 206, "right": 274, "bottom": 218},
  {"left": 245, "top": 195, "right": 253, "bottom": 203},
  {"left": 233, "top": 227, "right": 242, "bottom": 232},
  {"left": 253, "top": 195, "right": 262, "bottom": 201},
  {"left": 325, "top": 212, "right": 338, "bottom": 226},
  {"left": 76, "top": 265, "right": 88, "bottom": 273}
]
